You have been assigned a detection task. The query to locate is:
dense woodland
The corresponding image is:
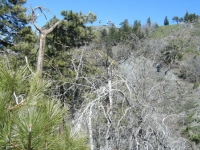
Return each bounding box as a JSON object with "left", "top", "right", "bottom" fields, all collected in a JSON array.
[{"left": 1, "top": 0, "right": 200, "bottom": 149}]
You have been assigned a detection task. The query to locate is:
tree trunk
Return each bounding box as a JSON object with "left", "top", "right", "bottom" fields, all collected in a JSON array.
[
  {"left": 108, "top": 79, "right": 113, "bottom": 119},
  {"left": 36, "top": 32, "right": 46, "bottom": 77},
  {"left": 88, "top": 104, "right": 94, "bottom": 150}
]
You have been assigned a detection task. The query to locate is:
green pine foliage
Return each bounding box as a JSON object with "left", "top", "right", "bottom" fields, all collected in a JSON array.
[
  {"left": 0, "top": 0, "right": 37, "bottom": 69},
  {"left": 0, "top": 59, "right": 88, "bottom": 149},
  {"left": 184, "top": 11, "right": 189, "bottom": 22},
  {"left": 164, "top": 16, "right": 169, "bottom": 26},
  {"left": 173, "top": 11, "right": 198, "bottom": 24},
  {"left": 147, "top": 17, "right": 151, "bottom": 27},
  {"left": 42, "top": 11, "right": 97, "bottom": 79},
  {"left": 0, "top": 0, "right": 31, "bottom": 48},
  {"left": 119, "top": 19, "right": 132, "bottom": 39},
  {"left": 45, "top": 10, "right": 97, "bottom": 50},
  {"left": 98, "top": 19, "right": 144, "bottom": 49},
  {"left": 132, "top": 20, "right": 144, "bottom": 38}
]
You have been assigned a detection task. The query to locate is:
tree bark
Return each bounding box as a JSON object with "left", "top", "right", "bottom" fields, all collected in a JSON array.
[{"left": 36, "top": 32, "right": 46, "bottom": 76}]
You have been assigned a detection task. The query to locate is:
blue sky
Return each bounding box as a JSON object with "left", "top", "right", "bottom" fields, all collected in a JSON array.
[{"left": 25, "top": 0, "right": 200, "bottom": 28}]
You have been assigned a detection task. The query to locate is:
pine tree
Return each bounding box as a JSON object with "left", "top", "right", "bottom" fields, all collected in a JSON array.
[
  {"left": 133, "top": 20, "right": 144, "bottom": 39},
  {"left": 164, "top": 16, "right": 169, "bottom": 26},
  {"left": 45, "top": 11, "right": 97, "bottom": 50},
  {"left": 0, "top": 0, "right": 37, "bottom": 70},
  {"left": 0, "top": 0, "right": 30, "bottom": 48},
  {"left": 184, "top": 11, "right": 198, "bottom": 23},
  {"left": 107, "top": 26, "right": 119, "bottom": 46},
  {"left": 184, "top": 11, "right": 189, "bottom": 22},
  {"left": 188, "top": 13, "right": 198, "bottom": 22},
  {"left": 147, "top": 17, "right": 151, "bottom": 27},
  {"left": 0, "top": 58, "right": 89, "bottom": 149},
  {"left": 119, "top": 19, "right": 131, "bottom": 39}
]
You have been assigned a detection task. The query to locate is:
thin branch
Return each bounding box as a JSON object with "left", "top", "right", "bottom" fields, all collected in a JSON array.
[{"left": 25, "top": 56, "right": 35, "bottom": 75}]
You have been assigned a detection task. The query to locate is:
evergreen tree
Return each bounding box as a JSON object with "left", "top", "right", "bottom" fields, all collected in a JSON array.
[
  {"left": 188, "top": 13, "right": 198, "bottom": 22},
  {"left": 164, "top": 16, "right": 169, "bottom": 26},
  {"left": 133, "top": 20, "right": 144, "bottom": 39},
  {"left": 54, "top": 10, "right": 97, "bottom": 48},
  {"left": 183, "top": 11, "right": 198, "bottom": 23},
  {"left": 147, "top": 17, "right": 151, "bottom": 27},
  {"left": 100, "top": 28, "right": 108, "bottom": 43},
  {"left": 0, "top": 0, "right": 30, "bottom": 48},
  {"left": 119, "top": 19, "right": 131, "bottom": 39},
  {"left": 0, "top": 59, "right": 89, "bottom": 149},
  {"left": 133, "top": 20, "right": 141, "bottom": 32},
  {"left": 184, "top": 11, "right": 189, "bottom": 22},
  {"left": 0, "top": 0, "right": 37, "bottom": 70},
  {"left": 42, "top": 11, "right": 97, "bottom": 78},
  {"left": 108, "top": 26, "right": 119, "bottom": 46}
]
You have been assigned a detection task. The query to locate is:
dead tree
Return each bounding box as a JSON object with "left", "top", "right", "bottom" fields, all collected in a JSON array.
[{"left": 31, "top": 6, "right": 64, "bottom": 77}]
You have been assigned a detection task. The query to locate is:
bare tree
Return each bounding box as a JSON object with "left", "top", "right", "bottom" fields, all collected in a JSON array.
[
  {"left": 72, "top": 52, "right": 193, "bottom": 149},
  {"left": 30, "top": 6, "right": 64, "bottom": 77}
]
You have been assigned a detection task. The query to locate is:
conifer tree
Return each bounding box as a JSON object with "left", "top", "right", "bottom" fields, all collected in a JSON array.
[
  {"left": 147, "top": 17, "right": 151, "bottom": 27},
  {"left": 184, "top": 11, "right": 189, "bottom": 22},
  {"left": 119, "top": 19, "right": 131, "bottom": 39},
  {"left": 45, "top": 11, "right": 97, "bottom": 51},
  {"left": 164, "top": 16, "right": 169, "bottom": 26},
  {"left": 0, "top": 0, "right": 31, "bottom": 48},
  {"left": 133, "top": 20, "right": 144, "bottom": 39},
  {"left": 183, "top": 11, "right": 198, "bottom": 23},
  {"left": 0, "top": 58, "right": 89, "bottom": 149},
  {"left": 188, "top": 13, "right": 198, "bottom": 22},
  {"left": 108, "top": 26, "right": 119, "bottom": 46}
]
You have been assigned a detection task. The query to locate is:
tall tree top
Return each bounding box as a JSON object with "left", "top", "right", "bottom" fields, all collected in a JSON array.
[
  {"left": 147, "top": 17, "right": 151, "bottom": 27},
  {"left": 164, "top": 16, "right": 169, "bottom": 26}
]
